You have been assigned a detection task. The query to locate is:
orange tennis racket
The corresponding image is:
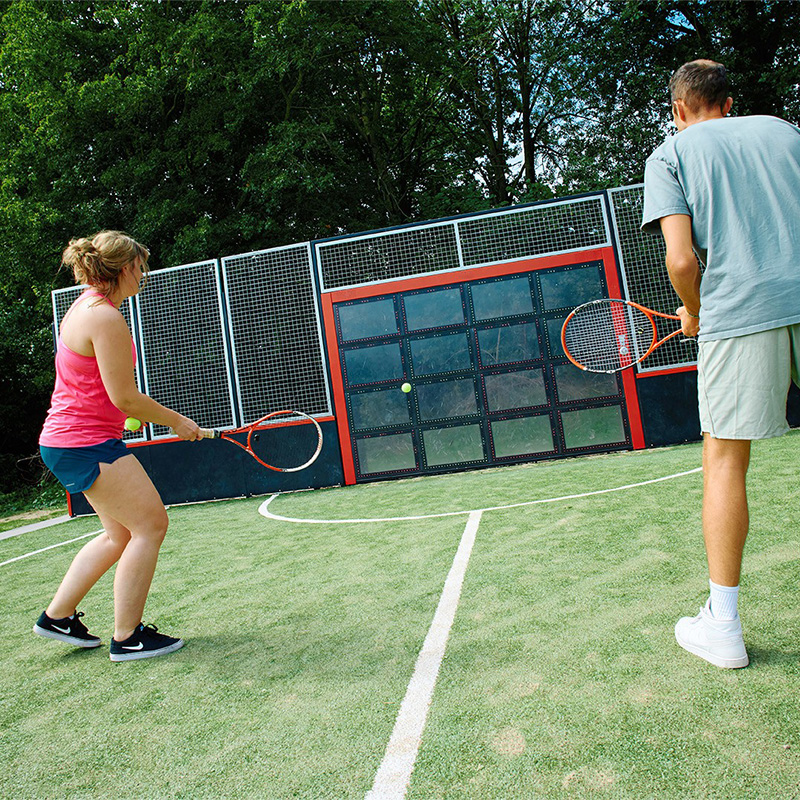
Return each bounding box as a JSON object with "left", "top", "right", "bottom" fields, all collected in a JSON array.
[
  {"left": 196, "top": 410, "right": 323, "bottom": 472},
  {"left": 561, "top": 298, "right": 684, "bottom": 373}
]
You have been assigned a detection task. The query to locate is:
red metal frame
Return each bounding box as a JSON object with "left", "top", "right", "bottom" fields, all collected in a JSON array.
[
  {"left": 636, "top": 364, "right": 697, "bottom": 378},
  {"left": 322, "top": 246, "right": 647, "bottom": 485}
]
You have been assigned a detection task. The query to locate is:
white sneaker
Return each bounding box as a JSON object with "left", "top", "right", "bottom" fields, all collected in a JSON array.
[{"left": 674, "top": 599, "right": 749, "bottom": 669}]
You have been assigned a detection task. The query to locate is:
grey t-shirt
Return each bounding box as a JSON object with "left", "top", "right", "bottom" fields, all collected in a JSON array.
[{"left": 642, "top": 115, "right": 800, "bottom": 341}]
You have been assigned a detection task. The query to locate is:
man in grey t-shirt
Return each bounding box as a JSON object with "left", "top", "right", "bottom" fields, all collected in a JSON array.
[{"left": 642, "top": 60, "right": 800, "bottom": 669}]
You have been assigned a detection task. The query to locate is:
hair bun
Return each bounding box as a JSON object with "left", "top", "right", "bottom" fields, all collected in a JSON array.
[{"left": 61, "top": 230, "right": 149, "bottom": 293}]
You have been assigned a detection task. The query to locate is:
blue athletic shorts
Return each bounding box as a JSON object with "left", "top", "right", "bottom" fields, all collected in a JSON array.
[{"left": 40, "top": 438, "right": 130, "bottom": 493}]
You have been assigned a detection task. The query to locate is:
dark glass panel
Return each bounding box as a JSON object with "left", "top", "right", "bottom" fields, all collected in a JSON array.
[
  {"left": 491, "top": 416, "right": 555, "bottom": 457},
  {"left": 423, "top": 425, "right": 484, "bottom": 466},
  {"left": 472, "top": 276, "right": 533, "bottom": 320},
  {"left": 562, "top": 406, "right": 626, "bottom": 449},
  {"left": 417, "top": 379, "right": 477, "bottom": 420},
  {"left": 344, "top": 342, "right": 403, "bottom": 385},
  {"left": 410, "top": 333, "right": 471, "bottom": 375},
  {"left": 553, "top": 364, "right": 619, "bottom": 402},
  {"left": 350, "top": 389, "right": 411, "bottom": 430},
  {"left": 338, "top": 298, "right": 398, "bottom": 340},
  {"left": 356, "top": 433, "right": 416, "bottom": 473},
  {"left": 404, "top": 288, "right": 465, "bottom": 330},
  {"left": 477, "top": 322, "right": 540, "bottom": 365},
  {"left": 539, "top": 266, "right": 603, "bottom": 311},
  {"left": 484, "top": 370, "right": 547, "bottom": 411}
]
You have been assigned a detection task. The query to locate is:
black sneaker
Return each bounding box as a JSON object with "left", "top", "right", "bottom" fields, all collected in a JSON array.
[
  {"left": 109, "top": 623, "right": 184, "bottom": 662},
  {"left": 33, "top": 611, "right": 102, "bottom": 648}
]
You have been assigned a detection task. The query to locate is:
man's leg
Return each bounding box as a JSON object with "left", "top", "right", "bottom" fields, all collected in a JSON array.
[
  {"left": 702, "top": 435, "right": 751, "bottom": 587},
  {"left": 674, "top": 435, "right": 752, "bottom": 668}
]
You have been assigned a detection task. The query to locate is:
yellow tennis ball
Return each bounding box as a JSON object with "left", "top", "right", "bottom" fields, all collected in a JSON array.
[
  {"left": 401, "top": 382, "right": 412, "bottom": 393},
  {"left": 124, "top": 417, "right": 142, "bottom": 431}
]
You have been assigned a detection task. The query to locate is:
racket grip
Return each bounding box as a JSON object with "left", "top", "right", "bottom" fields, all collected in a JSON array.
[{"left": 170, "top": 427, "right": 220, "bottom": 439}]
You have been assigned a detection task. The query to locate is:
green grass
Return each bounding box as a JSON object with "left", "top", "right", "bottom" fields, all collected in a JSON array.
[{"left": 2, "top": 434, "right": 800, "bottom": 799}]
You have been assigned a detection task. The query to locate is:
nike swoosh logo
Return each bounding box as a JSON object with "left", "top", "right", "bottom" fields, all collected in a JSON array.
[
  {"left": 52, "top": 624, "right": 72, "bottom": 634},
  {"left": 122, "top": 643, "right": 144, "bottom": 650}
]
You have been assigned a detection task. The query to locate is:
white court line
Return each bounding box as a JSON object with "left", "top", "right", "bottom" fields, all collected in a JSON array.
[
  {"left": 258, "top": 466, "right": 703, "bottom": 800},
  {"left": 259, "top": 467, "right": 702, "bottom": 524},
  {"left": 0, "top": 529, "right": 103, "bottom": 567},
  {"left": 365, "top": 510, "right": 482, "bottom": 800}
]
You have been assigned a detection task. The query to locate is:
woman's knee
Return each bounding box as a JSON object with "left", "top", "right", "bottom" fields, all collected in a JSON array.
[
  {"left": 128, "top": 508, "right": 169, "bottom": 545},
  {"left": 102, "top": 530, "right": 131, "bottom": 554},
  {"left": 148, "top": 509, "right": 169, "bottom": 543}
]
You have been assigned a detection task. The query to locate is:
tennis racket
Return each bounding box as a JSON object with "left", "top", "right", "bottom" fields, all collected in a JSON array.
[
  {"left": 195, "top": 410, "right": 323, "bottom": 472},
  {"left": 561, "top": 298, "right": 686, "bottom": 373}
]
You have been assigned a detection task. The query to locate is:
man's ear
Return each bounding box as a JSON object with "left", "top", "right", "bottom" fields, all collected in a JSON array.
[
  {"left": 721, "top": 96, "right": 733, "bottom": 116},
  {"left": 672, "top": 99, "right": 689, "bottom": 127}
]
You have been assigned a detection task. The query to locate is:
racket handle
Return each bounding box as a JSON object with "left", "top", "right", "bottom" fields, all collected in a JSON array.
[{"left": 170, "top": 427, "right": 220, "bottom": 438}]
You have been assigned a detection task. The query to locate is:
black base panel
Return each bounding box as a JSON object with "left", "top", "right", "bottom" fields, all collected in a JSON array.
[
  {"left": 788, "top": 382, "right": 800, "bottom": 428},
  {"left": 636, "top": 370, "right": 701, "bottom": 448},
  {"left": 637, "top": 371, "right": 800, "bottom": 448}
]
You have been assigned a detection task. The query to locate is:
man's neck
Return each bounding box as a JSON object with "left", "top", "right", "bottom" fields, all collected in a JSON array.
[{"left": 684, "top": 110, "right": 727, "bottom": 128}]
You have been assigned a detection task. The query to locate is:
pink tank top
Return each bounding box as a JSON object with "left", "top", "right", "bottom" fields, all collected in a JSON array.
[{"left": 39, "top": 291, "right": 137, "bottom": 447}]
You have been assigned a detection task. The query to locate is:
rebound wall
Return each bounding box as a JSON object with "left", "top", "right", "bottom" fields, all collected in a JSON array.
[{"left": 53, "top": 185, "right": 717, "bottom": 514}]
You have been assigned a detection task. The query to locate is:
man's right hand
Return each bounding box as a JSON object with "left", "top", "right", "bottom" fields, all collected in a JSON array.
[{"left": 676, "top": 306, "right": 700, "bottom": 338}]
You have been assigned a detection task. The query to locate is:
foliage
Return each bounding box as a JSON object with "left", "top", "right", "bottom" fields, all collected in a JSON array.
[{"left": 0, "top": 0, "right": 798, "bottom": 498}]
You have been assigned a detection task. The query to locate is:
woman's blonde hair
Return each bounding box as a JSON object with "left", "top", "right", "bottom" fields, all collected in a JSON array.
[{"left": 61, "top": 230, "right": 150, "bottom": 297}]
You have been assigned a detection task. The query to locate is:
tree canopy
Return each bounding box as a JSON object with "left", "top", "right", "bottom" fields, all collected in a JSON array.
[{"left": 1, "top": 0, "right": 798, "bottom": 496}]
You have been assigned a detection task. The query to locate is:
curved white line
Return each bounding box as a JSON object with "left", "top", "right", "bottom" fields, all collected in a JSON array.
[{"left": 258, "top": 467, "right": 702, "bottom": 524}]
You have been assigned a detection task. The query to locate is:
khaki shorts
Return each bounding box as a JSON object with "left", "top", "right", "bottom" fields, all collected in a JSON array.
[{"left": 698, "top": 324, "right": 800, "bottom": 440}]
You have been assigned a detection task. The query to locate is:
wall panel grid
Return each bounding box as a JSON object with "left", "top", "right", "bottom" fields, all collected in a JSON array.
[
  {"left": 315, "top": 196, "right": 611, "bottom": 293},
  {"left": 608, "top": 184, "right": 699, "bottom": 372},
  {"left": 221, "top": 244, "right": 331, "bottom": 424},
  {"left": 135, "top": 260, "right": 237, "bottom": 438},
  {"left": 51, "top": 286, "right": 145, "bottom": 442},
  {"left": 457, "top": 196, "right": 610, "bottom": 268}
]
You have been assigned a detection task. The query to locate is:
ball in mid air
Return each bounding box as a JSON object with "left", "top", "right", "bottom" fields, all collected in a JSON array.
[
  {"left": 401, "top": 382, "right": 412, "bottom": 393},
  {"left": 124, "top": 417, "right": 142, "bottom": 431}
]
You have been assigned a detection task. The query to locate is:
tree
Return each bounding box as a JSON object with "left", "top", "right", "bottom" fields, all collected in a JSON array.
[
  {"left": 557, "top": 1, "right": 800, "bottom": 191},
  {"left": 1, "top": 0, "right": 799, "bottom": 499}
]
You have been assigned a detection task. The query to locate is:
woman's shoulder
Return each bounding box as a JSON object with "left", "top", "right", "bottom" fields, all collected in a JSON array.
[{"left": 62, "top": 291, "right": 127, "bottom": 346}]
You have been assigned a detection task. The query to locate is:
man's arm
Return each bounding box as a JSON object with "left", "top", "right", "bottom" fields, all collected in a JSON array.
[{"left": 659, "top": 214, "right": 702, "bottom": 337}]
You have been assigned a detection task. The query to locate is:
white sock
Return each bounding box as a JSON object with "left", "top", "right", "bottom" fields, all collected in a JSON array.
[{"left": 709, "top": 580, "right": 739, "bottom": 620}]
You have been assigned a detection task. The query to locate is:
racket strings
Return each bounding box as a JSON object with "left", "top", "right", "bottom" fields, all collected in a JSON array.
[
  {"left": 563, "top": 301, "right": 655, "bottom": 372},
  {"left": 246, "top": 411, "right": 322, "bottom": 471}
]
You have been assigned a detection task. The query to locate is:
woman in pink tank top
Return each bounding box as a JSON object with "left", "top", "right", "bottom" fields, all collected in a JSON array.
[{"left": 34, "top": 231, "right": 201, "bottom": 662}]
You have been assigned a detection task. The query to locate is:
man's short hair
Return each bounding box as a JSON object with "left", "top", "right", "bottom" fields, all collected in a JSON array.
[{"left": 669, "top": 60, "right": 729, "bottom": 113}]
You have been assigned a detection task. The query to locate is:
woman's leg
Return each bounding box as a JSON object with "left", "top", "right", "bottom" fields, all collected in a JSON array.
[
  {"left": 76, "top": 454, "right": 169, "bottom": 641},
  {"left": 46, "top": 516, "right": 131, "bottom": 619}
]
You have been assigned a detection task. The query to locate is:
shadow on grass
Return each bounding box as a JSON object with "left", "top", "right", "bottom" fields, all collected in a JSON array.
[
  {"left": 39, "top": 644, "right": 107, "bottom": 663},
  {"left": 747, "top": 644, "right": 800, "bottom": 668}
]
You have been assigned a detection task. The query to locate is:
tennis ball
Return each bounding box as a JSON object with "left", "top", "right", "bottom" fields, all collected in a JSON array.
[
  {"left": 401, "top": 382, "right": 412, "bottom": 393},
  {"left": 124, "top": 417, "right": 142, "bottom": 431}
]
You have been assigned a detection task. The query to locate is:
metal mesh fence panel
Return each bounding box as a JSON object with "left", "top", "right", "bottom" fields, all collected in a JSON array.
[
  {"left": 457, "top": 197, "right": 610, "bottom": 266},
  {"left": 608, "top": 185, "right": 698, "bottom": 372},
  {"left": 136, "top": 261, "right": 236, "bottom": 437},
  {"left": 316, "top": 222, "right": 460, "bottom": 291},
  {"left": 222, "top": 245, "right": 330, "bottom": 424}
]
